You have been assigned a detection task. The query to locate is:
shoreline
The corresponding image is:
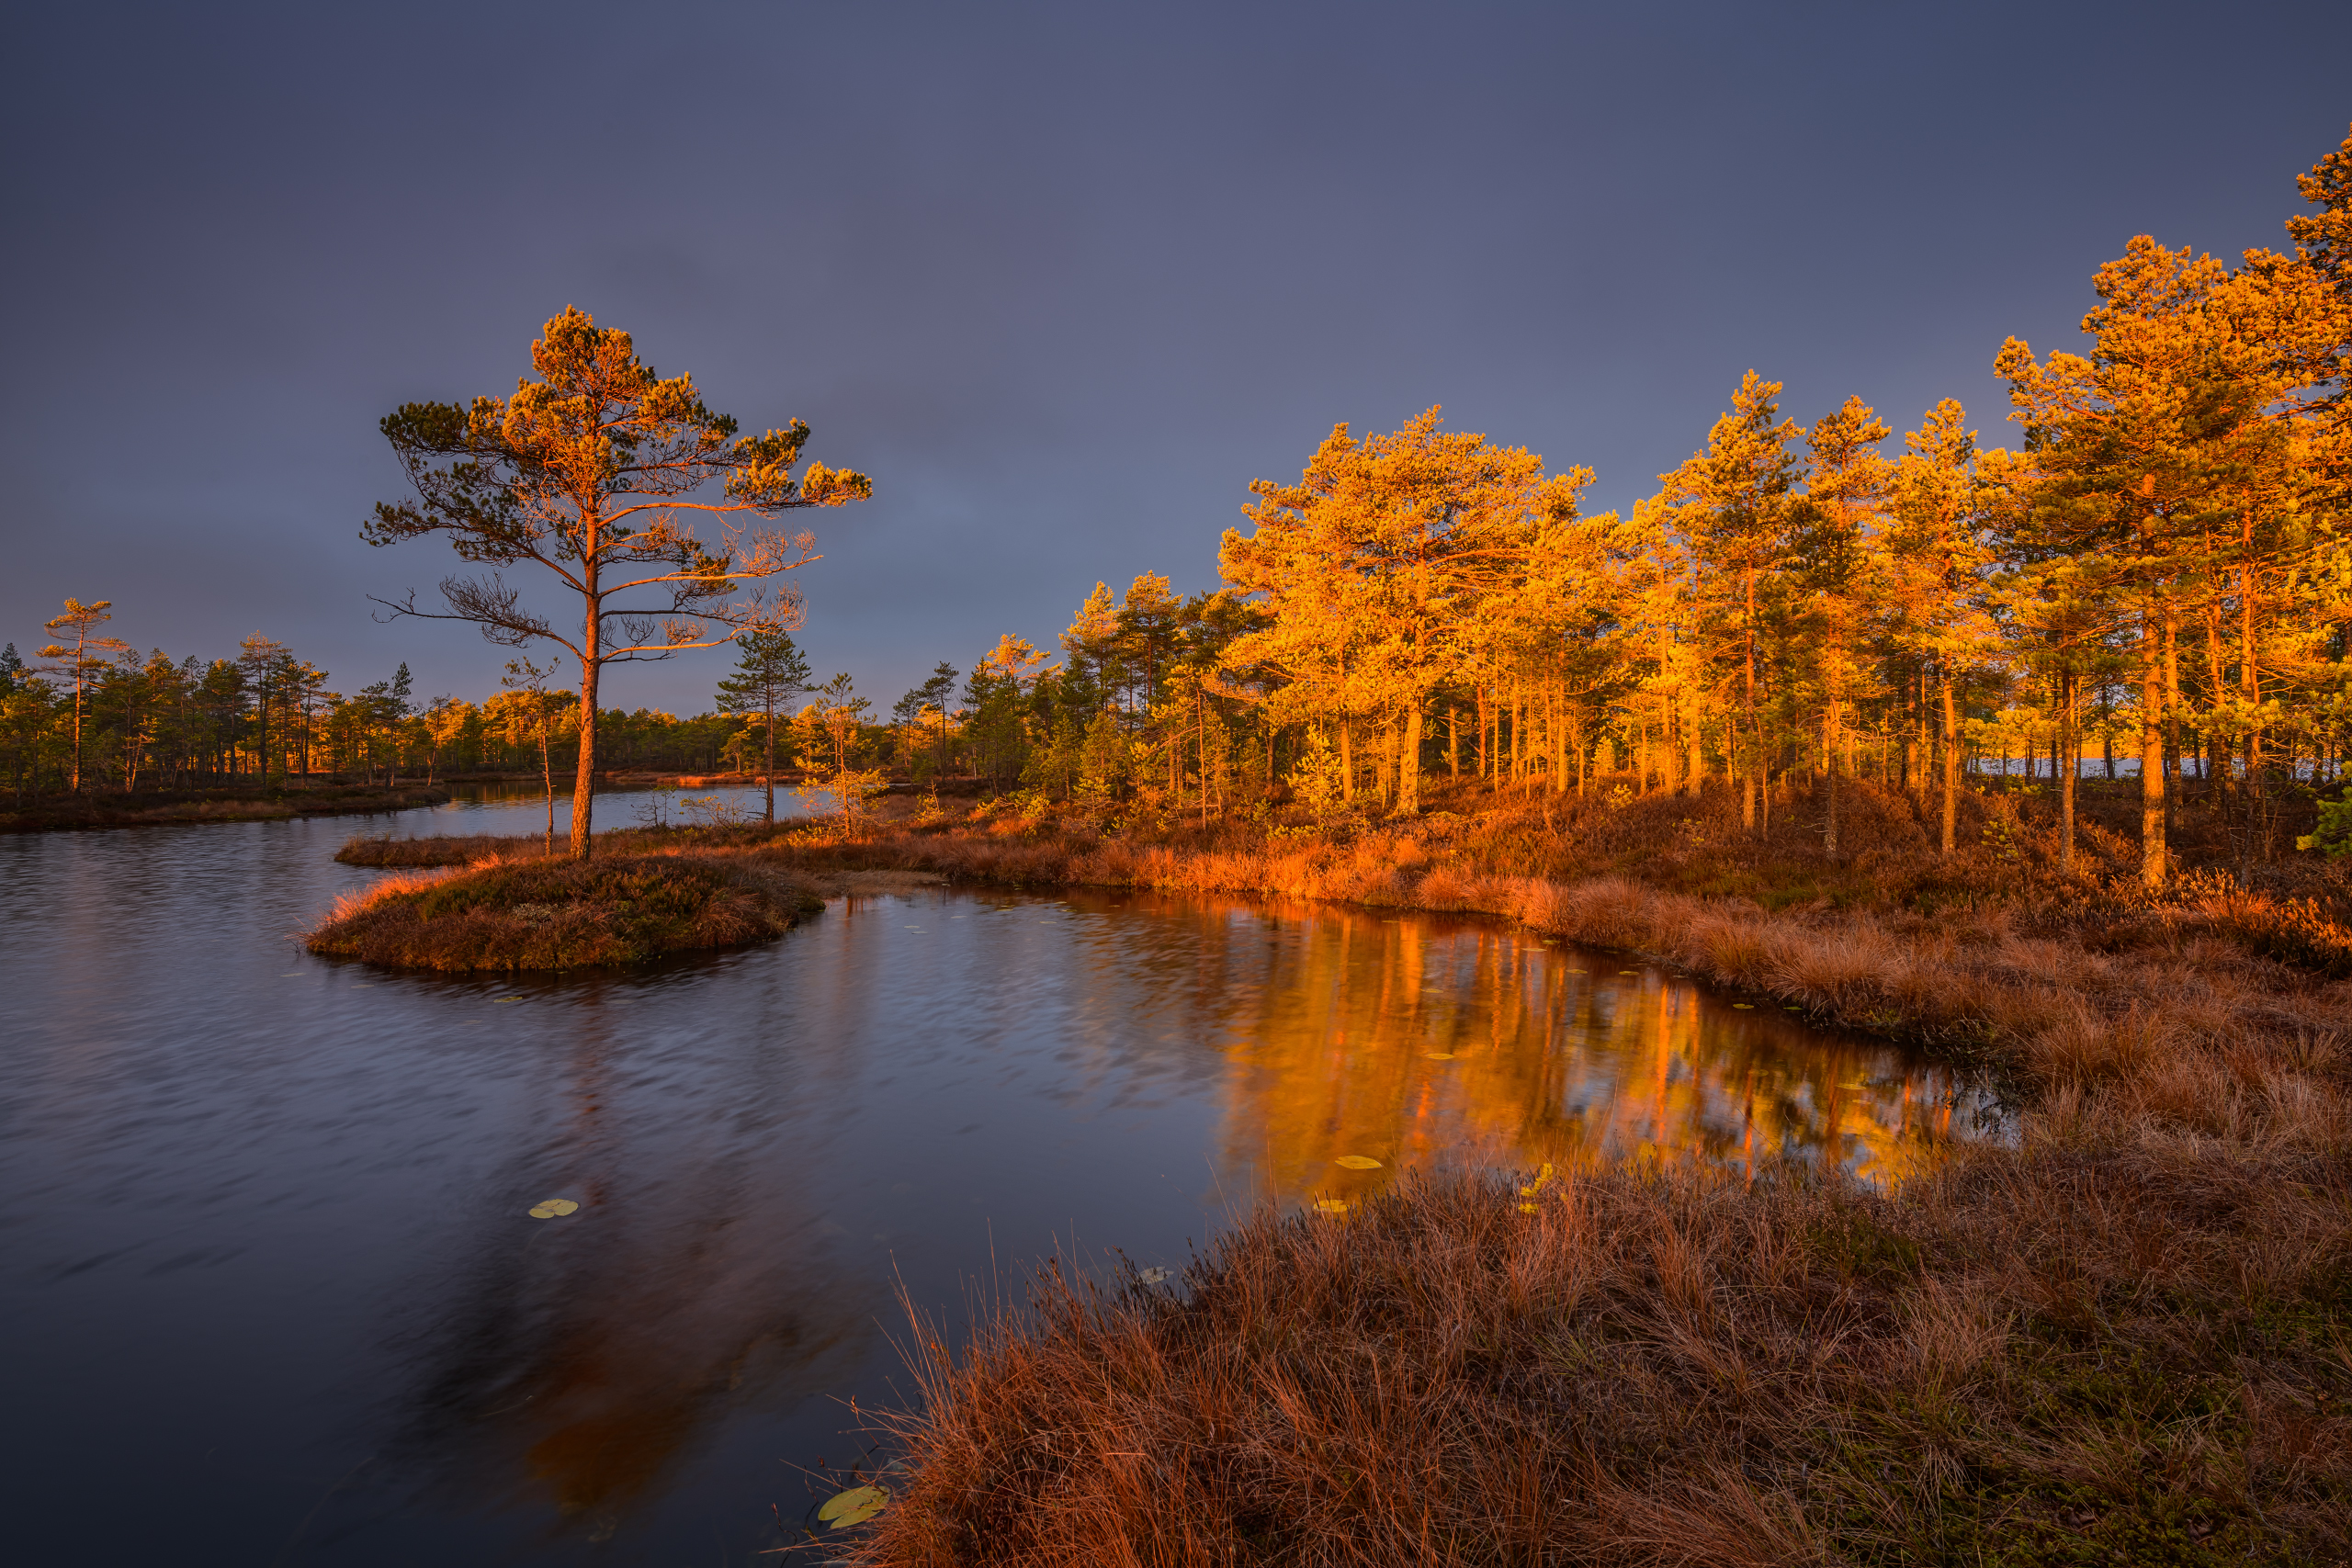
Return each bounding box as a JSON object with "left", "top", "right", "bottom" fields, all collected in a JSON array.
[
  {"left": 0, "top": 783, "right": 453, "bottom": 833},
  {"left": 312, "top": 790, "right": 2351, "bottom": 1560},
  {"left": 742, "top": 797, "right": 2346, "bottom": 1563}
]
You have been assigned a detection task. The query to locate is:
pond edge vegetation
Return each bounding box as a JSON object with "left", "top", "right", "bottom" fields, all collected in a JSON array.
[{"left": 333, "top": 775, "right": 2348, "bottom": 1563}]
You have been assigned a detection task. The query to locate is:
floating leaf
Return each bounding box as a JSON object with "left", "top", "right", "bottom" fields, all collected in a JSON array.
[
  {"left": 1422, "top": 1052, "right": 1455, "bottom": 1060},
  {"left": 526, "top": 1198, "right": 580, "bottom": 1219},
  {"left": 818, "top": 1484, "right": 888, "bottom": 1528},
  {"left": 1312, "top": 1198, "right": 1350, "bottom": 1216},
  {"left": 1335, "top": 1155, "right": 1383, "bottom": 1170},
  {"left": 1618, "top": 970, "right": 1638, "bottom": 976},
  {"left": 1785, "top": 1005, "right": 1804, "bottom": 1011},
  {"left": 1732, "top": 1003, "right": 1754, "bottom": 1010},
  {"left": 1137, "top": 1267, "right": 1173, "bottom": 1285}
]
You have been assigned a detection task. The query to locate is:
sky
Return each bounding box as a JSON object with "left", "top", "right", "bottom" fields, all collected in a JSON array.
[{"left": 4, "top": 0, "right": 2347, "bottom": 716}]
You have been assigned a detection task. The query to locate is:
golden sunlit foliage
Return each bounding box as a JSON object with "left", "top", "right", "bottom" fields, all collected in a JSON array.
[
  {"left": 904, "top": 127, "right": 2352, "bottom": 894},
  {"left": 368, "top": 307, "right": 869, "bottom": 857}
]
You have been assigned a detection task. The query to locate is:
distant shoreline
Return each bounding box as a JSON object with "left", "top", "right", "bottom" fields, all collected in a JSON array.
[{"left": 0, "top": 782, "right": 454, "bottom": 833}]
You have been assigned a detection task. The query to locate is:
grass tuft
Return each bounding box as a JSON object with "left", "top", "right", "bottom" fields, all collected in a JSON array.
[
  {"left": 306, "top": 852, "right": 820, "bottom": 971},
  {"left": 851, "top": 1156, "right": 2348, "bottom": 1566}
]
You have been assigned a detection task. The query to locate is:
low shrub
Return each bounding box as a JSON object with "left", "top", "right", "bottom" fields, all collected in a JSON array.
[{"left": 306, "top": 853, "right": 819, "bottom": 970}]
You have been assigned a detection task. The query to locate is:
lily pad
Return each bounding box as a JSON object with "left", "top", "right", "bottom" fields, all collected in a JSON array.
[
  {"left": 818, "top": 1484, "right": 888, "bottom": 1528},
  {"left": 1335, "top": 1155, "right": 1383, "bottom": 1170},
  {"left": 1422, "top": 1052, "right": 1455, "bottom": 1060},
  {"left": 526, "top": 1198, "right": 580, "bottom": 1219},
  {"left": 1732, "top": 1002, "right": 1754, "bottom": 1010}
]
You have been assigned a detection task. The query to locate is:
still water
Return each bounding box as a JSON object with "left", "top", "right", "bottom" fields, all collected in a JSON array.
[{"left": 1, "top": 797, "right": 1993, "bottom": 1566}]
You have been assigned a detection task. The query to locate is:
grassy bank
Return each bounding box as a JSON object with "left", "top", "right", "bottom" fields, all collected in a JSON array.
[
  {"left": 328, "top": 778, "right": 2351, "bottom": 1560},
  {"left": 306, "top": 852, "right": 819, "bottom": 971},
  {"left": 863, "top": 1147, "right": 2345, "bottom": 1565},
  {"left": 1, "top": 781, "right": 450, "bottom": 832},
  {"left": 790, "top": 783, "right": 2346, "bottom": 1564}
]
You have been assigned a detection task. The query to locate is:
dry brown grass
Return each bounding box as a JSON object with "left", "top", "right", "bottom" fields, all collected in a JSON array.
[
  {"left": 736, "top": 787, "right": 2348, "bottom": 1564},
  {"left": 356, "top": 781, "right": 2352, "bottom": 1561},
  {"left": 307, "top": 852, "right": 819, "bottom": 971},
  {"left": 853, "top": 1137, "right": 2348, "bottom": 1566}
]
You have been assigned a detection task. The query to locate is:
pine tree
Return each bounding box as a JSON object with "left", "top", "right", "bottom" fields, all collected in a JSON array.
[
  {"left": 713, "top": 626, "right": 813, "bottom": 821},
  {"left": 368, "top": 307, "right": 868, "bottom": 857}
]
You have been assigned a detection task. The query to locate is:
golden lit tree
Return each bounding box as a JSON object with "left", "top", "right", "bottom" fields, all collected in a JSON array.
[
  {"left": 367, "top": 307, "right": 869, "bottom": 857},
  {"left": 1883, "top": 401, "right": 2001, "bottom": 853},
  {"left": 1997, "top": 236, "right": 2312, "bottom": 885},
  {"left": 1221, "top": 409, "right": 1589, "bottom": 815},
  {"left": 1659, "top": 372, "right": 1803, "bottom": 829},
  {"left": 37, "top": 599, "right": 131, "bottom": 793},
  {"left": 1792, "top": 396, "right": 1891, "bottom": 857}
]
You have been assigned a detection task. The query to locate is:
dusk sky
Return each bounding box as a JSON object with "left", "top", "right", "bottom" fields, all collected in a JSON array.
[{"left": 6, "top": 1, "right": 2347, "bottom": 716}]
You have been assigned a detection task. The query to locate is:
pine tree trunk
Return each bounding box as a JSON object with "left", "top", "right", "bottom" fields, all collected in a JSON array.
[
  {"left": 1939, "top": 677, "right": 1959, "bottom": 855},
  {"left": 1398, "top": 704, "right": 1423, "bottom": 815},
  {"left": 2059, "top": 672, "right": 2076, "bottom": 875},
  {"left": 571, "top": 656, "right": 600, "bottom": 860},
  {"left": 2139, "top": 615, "right": 2166, "bottom": 889}
]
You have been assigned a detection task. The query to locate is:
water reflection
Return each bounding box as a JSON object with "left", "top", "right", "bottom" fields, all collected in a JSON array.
[
  {"left": 389, "top": 1002, "right": 879, "bottom": 1540},
  {"left": 0, "top": 816, "right": 1993, "bottom": 1568},
  {"left": 1056, "top": 891, "right": 1986, "bottom": 1202}
]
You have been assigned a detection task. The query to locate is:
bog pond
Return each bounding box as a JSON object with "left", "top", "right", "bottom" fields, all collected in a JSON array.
[{"left": 1, "top": 791, "right": 1998, "bottom": 1566}]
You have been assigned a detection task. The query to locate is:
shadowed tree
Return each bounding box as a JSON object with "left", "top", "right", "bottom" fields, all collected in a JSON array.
[
  {"left": 500, "top": 654, "right": 564, "bottom": 853},
  {"left": 713, "top": 626, "right": 813, "bottom": 822},
  {"left": 38, "top": 599, "right": 131, "bottom": 792},
  {"left": 913, "top": 661, "right": 959, "bottom": 774},
  {"left": 366, "top": 307, "right": 869, "bottom": 857}
]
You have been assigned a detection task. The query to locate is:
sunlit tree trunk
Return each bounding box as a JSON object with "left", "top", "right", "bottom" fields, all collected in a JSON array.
[
  {"left": 2139, "top": 612, "right": 2167, "bottom": 888},
  {"left": 571, "top": 569, "right": 602, "bottom": 860},
  {"left": 1398, "top": 703, "right": 1424, "bottom": 814},
  {"left": 1939, "top": 675, "right": 1960, "bottom": 855},
  {"left": 2058, "top": 671, "right": 2076, "bottom": 875}
]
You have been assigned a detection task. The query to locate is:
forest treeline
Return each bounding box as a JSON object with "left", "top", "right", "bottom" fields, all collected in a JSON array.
[
  {"left": 898, "top": 127, "right": 2352, "bottom": 884},
  {"left": 0, "top": 615, "right": 762, "bottom": 802},
  {"left": 13, "top": 130, "right": 2350, "bottom": 880}
]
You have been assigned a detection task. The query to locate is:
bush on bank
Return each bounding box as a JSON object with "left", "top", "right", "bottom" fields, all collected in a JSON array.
[{"left": 305, "top": 853, "right": 818, "bottom": 971}]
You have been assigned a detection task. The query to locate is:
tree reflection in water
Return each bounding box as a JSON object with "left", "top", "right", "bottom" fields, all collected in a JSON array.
[
  {"left": 1051, "top": 891, "right": 1994, "bottom": 1206},
  {"left": 389, "top": 995, "right": 880, "bottom": 1542}
]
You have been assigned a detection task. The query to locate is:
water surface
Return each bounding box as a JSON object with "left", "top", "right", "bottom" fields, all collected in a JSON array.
[{"left": 0, "top": 804, "right": 1992, "bottom": 1565}]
